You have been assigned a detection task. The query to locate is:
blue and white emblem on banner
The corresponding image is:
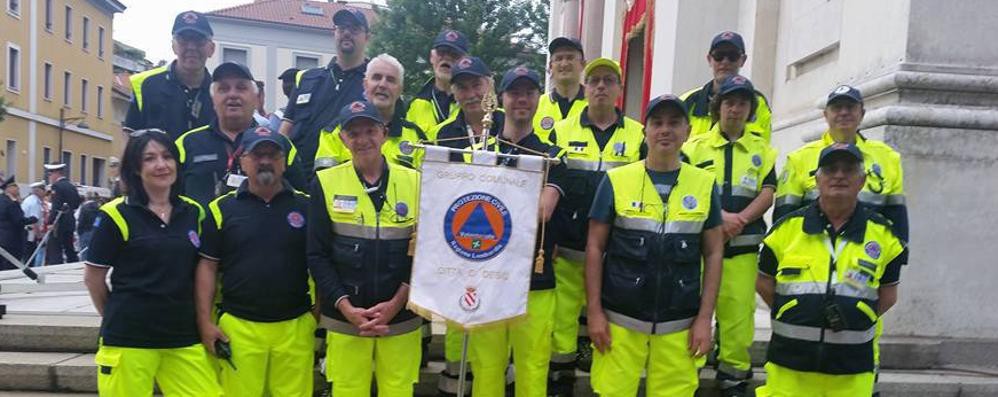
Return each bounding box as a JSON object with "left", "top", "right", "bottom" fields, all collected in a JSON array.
[{"left": 444, "top": 192, "right": 513, "bottom": 261}]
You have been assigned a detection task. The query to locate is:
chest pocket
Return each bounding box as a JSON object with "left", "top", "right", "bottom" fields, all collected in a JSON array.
[{"left": 776, "top": 255, "right": 816, "bottom": 283}]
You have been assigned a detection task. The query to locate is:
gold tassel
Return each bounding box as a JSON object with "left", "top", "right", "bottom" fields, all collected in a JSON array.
[
  {"left": 408, "top": 231, "right": 417, "bottom": 256},
  {"left": 534, "top": 249, "right": 545, "bottom": 274}
]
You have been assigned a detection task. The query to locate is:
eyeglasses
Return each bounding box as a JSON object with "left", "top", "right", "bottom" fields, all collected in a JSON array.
[
  {"left": 710, "top": 51, "right": 742, "bottom": 62},
  {"left": 242, "top": 150, "right": 285, "bottom": 161},
  {"left": 129, "top": 128, "right": 168, "bottom": 138},
  {"left": 585, "top": 76, "right": 620, "bottom": 86}
]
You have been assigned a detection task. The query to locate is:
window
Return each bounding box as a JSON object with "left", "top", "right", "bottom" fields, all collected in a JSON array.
[
  {"left": 98, "top": 26, "right": 105, "bottom": 58},
  {"left": 43, "top": 62, "right": 52, "bottom": 100},
  {"left": 44, "top": 0, "right": 52, "bottom": 30},
  {"left": 79, "top": 155, "right": 87, "bottom": 185},
  {"left": 61, "top": 151, "right": 72, "bottom": 178},
  {"left": 295, "top": 55, "right": 320, "bottom": 70},
  {"left": 82, "top": 17, "right": 90, "bottom": 50},
  {"left": 8, "top": 0, "right": 19, "bottom": 16},
  {"left": 92, "top": 157, "right": 105, "bottom": 187},
  {"left": 81, "top": 79, "right": 88, "bottom": 112},
  {"left": 97, "top": 86, "right": 104, "bottom": 118},
  {"left": 64, "top": 6, "right": 72, "bottom": 41},
  {"left": 43, "top": 147, "right": 51, "bottom": 166},
  {"left": 221, "top": 47, "right": 248, "bottom": 66},
  {"left": 5, "top": 140, "right": 16, "bottom": 178},
  {"left": 7, "top": 44, "right": 20, "bottom": 92},
  {"left": 63, "top": 71, "right": 71, "bottom": 106},
  {"left": 301, "top": 4, "right": 324, "bottom": 16}
]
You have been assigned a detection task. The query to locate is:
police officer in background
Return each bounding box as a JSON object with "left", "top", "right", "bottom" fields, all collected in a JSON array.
[
  {"left": 683, "top": 75, "right": 778, "bottom": 396},
  {"left": 176, "top": 62, "right": 306, "bottom": 207},
  {"left": 315, "top": 53, "right": 428, "bottom": 171},
  {"left": 756, "top": 144, "right": 906, "bottom": 397},
  {"left": 280, "top": 9, "right": 371, "bottom": 174},
  {"left": 308, "top": 100, "right": 422, "bottom": 396},
  {"left": 680, "top": 31, "right": 772, "bottom": 142},
  {"left": 534, "top": 37, "right": 587, "bottom": 142},
  {"left": 44, "top": 163, "right": 81, "bottom": 265},
  {"left": 431, "top": 56, "right": 505, "bottom": 150},
  {"left": 125, "top": 11, "right": 216, "bottom": 139},
  {"left": 407, "top": 29, "right": 469, "bottom": 133},
  {"left": 546, "top": 58, "right": 646, "bottom": 394},
  {"left": 585, "top": 95, "right": 724, "bottom": 396},
  {"left": 195, "top": 128, "right": 315, "bottom": 397}
]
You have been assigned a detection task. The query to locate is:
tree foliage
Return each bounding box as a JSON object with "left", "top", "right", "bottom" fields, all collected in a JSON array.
[{"left": 370, "top": 0, "right": 549, "bottom": 95}]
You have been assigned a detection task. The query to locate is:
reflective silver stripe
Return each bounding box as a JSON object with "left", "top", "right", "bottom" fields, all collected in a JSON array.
[
  {"left": 772, "top": 320, "right": 875, "bottom": 344},
  {"left": 314, "top": 156, "right": 339, "bottom": 170},
  {"left": 557, "top": 247, "right": 586, "bottom": 262},
  {"left": 885, "top": 194, "right": 906, "bottom": 206},
  {"left": 858, "top": 191, "right": 888, "bottom": 206},
  {"left": 332, "top": 222, "right": 413, "bottom": 239},
  {"left": 775, "top": 194, "right": 802, "bottom": 207},
  {"left": 804, "top": 190, "right": 819, "bottom": 201},
  {"left": 603, "top": 161, "right": 631, "bottom": 170},
  {"left": 614, "top": 216, "right": 705, "bottom": 234},
  {"left": 550, "top": 352, "right": 576, "bottom": 364},
  {"left": 775, "top": 282, "right": 879, "bottom": 300},
  {"left": 729, "top": 234, "right": 764, "bottom": 247},
  {"left": 605, "top": 310, "right": 693, "bottom": 335},
  {"left": 717, "top": 362, "right": 752, "bottom": 379},
  {"left": 565, "top": 158, "right": 602, "bottom": 171},
  {"left": 321, "top": 315, "right": 422, "bottom": 337},
  {"left": 731, "top": 185, "right": 758, "bottom": 199}
]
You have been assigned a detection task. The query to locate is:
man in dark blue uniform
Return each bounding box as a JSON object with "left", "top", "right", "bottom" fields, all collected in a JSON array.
[
  {"left": 43, "top": 164, "right": 81, "bottom": 265},
  {"left": 124, "top": 11, "right": 216, "bottom": 139},
  {"left": 279, "top": 9, "right": 370, "bottom": 174},
  {"left": 0, "top": 176, "right": 37, "bottom": 270}
]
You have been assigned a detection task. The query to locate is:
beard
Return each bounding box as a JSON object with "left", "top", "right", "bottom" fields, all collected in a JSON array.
[{"left": 254, "top": 169, "right": 277, "bottom": 186}]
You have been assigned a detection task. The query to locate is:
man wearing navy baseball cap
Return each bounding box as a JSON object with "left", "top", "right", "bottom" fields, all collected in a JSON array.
[
  {"left": 679, "top": 31, "right": 773, "bottom": 143},
  {"left": 124, "top": 10, "right": 216, "bottom": 138},
  {"left": 407, "top": 29, "right": 471, "bottom": 133},
  {"left": 430, "top": 56, "right": 505, "bottom": 150},
  {"left": 279, "top": 7, "right": 371, "bottom": 175},
  {"left": 308, "top": 99, "right": 424, "bottom": 396},
  {"left": 194, "top": 124, "right": 315, "bottom": 396},
  {"left": 534, "top": 37, "right": 588, "bottom": 142}
]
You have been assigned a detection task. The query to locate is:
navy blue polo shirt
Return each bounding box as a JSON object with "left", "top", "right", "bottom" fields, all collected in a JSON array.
[
  {"left": 199, "top": 180, "right": 312, "bottom": 322},
  {"left": 124, "top": 61, "right": 216, "bottom": 139},
  {"left": 284, "top": 60, "right": 368, "bottom": 174},
  {"left": 435, "top": 110, "right": 505, "bottom": 149},
  {"left": 85, "top": 195, "right": 205, "bottom": 348}
]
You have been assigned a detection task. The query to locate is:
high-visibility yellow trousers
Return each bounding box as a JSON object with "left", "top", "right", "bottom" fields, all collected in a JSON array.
[
  {"left": 217, "top": 311, "right": 317, "bottom": 396},
  {"left": 590, "top": 323, "right": 704, "bottom": 397},
  {"left": 469, "top": 290, "right": 555, "bottom": 397},
  {"left": 326, "top": 328, "right": 422, "bottom": 397},
  {"left": 552, "top": 254, "right": 585, "bottom": 363},
  {"left": 94, "top": 341, "right": 221, "bottom": 397},
  {"left": 756, "top": 362, "right": 875, "bottom": 397},
  {"left": 715, "top": 252, "right": 758, "bottom": 380}
]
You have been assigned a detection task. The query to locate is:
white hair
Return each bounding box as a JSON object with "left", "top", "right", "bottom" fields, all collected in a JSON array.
[
  {"left": 210, "top": 78, "right": 259, "bottom": 95},
  {"left": 366, "top": 53, "right": 405, "bottom": 86}
]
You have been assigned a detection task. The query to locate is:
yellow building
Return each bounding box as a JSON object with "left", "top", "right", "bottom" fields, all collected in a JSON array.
[{"left": 0, "top": 0, "right": 125, "bottom": 188}]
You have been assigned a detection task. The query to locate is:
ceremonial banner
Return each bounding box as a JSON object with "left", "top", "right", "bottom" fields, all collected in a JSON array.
[{"left": 409, "top": 146, "right": 545, "bottom": 328}]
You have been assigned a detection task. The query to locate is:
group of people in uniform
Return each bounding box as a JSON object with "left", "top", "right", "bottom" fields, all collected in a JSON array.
[{"left": 80, "top": 7, "right": 909, "bottom": 397}]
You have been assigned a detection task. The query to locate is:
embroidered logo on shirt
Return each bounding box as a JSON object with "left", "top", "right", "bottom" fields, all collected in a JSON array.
[
  {"left": 865, "top": 241, "right": 882, "bottom": 260},
  {"left": 287, "top": 211, "right": 305, "bottom": 229},
  {"left": 682, "top": 195, "right": 698, "bottom": 210},
  {"left": 188, "top": 230, "right": 201, "bottom": 248}
]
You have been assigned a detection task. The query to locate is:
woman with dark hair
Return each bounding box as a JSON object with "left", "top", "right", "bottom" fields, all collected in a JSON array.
[{"left": 83, "top": 129, "right": 221, "bottom": 396}]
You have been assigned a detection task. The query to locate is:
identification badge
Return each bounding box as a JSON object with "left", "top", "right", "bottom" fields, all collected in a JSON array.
[
  {"left": 226, "top": 174, "right": 247, "bottom": 188},
  {"left": 332, "top": 195, "right": 358, "bottom": 213},
  {"left": 296, "top": 93, "right": 312, "bottom": 105},
  {"left": 193, "top": 154, "right": 219, "bottom": 163},
  {"left": 844, "top": 267, "right": 873, "bottom": 290},
  {"left": 741, "top": 175, "right": 757, "bottom": 188}
]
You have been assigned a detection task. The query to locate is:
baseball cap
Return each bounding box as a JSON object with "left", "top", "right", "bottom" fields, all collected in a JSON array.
[
  {"left": 826, "top": 85, "right": 863, "bottom": 106},
  {"left": 818, "top": 143, "right": 864, "bottom": 168},
  {"left": 212, "top": 62, "right": 255, "bottom": 82},
  {"left": 278, "top": 68, "right": 300, "bottom": 81},
  {"left": 710, "top": 31, "right": 744, "bottom": 52},
  {"left": 500, "top": 66, "right": 541, "bottom": 92},
  {"left": 338, "top": 100, "right": 385, "bottom": 129},
  {"left": 584, "top": 57, "right": 622, "bottom": 79},
  {"left": 644, "top": 94, "right": 689, "bottom": 122},
  {"left": 333, "top": 9, "right": 369, "bottom": 31},
  {"left": 432, "top": 29, "right": 470, "bottom": 55},
  {"left": 451, "top": 56, "right": 491, "bottom": 82},
  {"left": 548, "top": 37, "right": 584, "bottom": 56},
  {"left": 172, "top": 11, "right": 213, "bottom": 37},
  {"left": 240, "top": 126, "right": 292, "bottom": 154},
  {"left": 717, "top": 74, "right": 755, "bottom": 97}
]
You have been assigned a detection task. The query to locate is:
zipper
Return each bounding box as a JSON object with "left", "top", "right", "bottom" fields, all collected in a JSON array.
[
  {"left": 723, "top": 143, "right": 734, "bottom": 204},
  {"left": 374, "top": 209, "right": 381, "bottom": 303},
  {"left": 817, "top": 241, "right": 836, "bottom": 370}
]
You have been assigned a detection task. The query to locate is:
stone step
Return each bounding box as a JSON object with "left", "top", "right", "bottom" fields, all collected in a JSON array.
[
  {"left": 2, "top": 313, "right": 996, "bottom": 370},
  {"left": 1, "top": 351, "right": 996, "bottom": 396}
]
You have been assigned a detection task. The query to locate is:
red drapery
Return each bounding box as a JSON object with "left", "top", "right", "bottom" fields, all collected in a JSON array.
[{"left": 618, "top": 0, "right": 655, "bottom": 117}]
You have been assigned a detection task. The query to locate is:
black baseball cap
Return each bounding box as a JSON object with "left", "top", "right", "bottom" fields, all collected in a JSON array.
[
  {"left": 172, "top": 11, "right": 213, "bottom": 37},
  {"left": 818, "top": 143, "right": 864, "bottom": 167},
  {"left": 826, "top": 85, "right": 863, "bottom": 106},
  {"left": 212, "top": 62, "right": 254, "bottom": 82},
  {"left": 548, "top": 37, "right": 584, "bottom": 56},
  {"left": 338, "top": 100, "right": 384, "bottom": 129},
  {"left": 644, "top": 94, "right": 689, "bottom": 122},
  {"left": 500, "top": 66, "right": 541, "bottom": 92},
  {"left": 278, "top": 68, "right": 300, "bottom": 81},
  {"left": 710, "top": 30, "right": 744, "bottom": 53},
  {"left": 432, "top": 29, "right": 469, "bottom": 55},
  {"left": 451, "top": 56, "right": 491, "bottom": 82},
  {"left": 333, "top": 9, "right": 369, "bottom": 31},
  {"left": 240, "top": 126, "right": 292, "bottom": 154}
]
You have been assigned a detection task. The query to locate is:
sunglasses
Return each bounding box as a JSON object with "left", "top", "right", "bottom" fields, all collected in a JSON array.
[
  {"left": 710, "top": 51, "right": 742, "bottom": 62},
  {"left": 128, "top": 128, "right": 168, "bottom": 138}
]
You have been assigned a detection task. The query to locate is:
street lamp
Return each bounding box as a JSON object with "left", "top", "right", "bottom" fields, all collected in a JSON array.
[{"left": 58, "top": 107, "right": 89, "bottom": 159}]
